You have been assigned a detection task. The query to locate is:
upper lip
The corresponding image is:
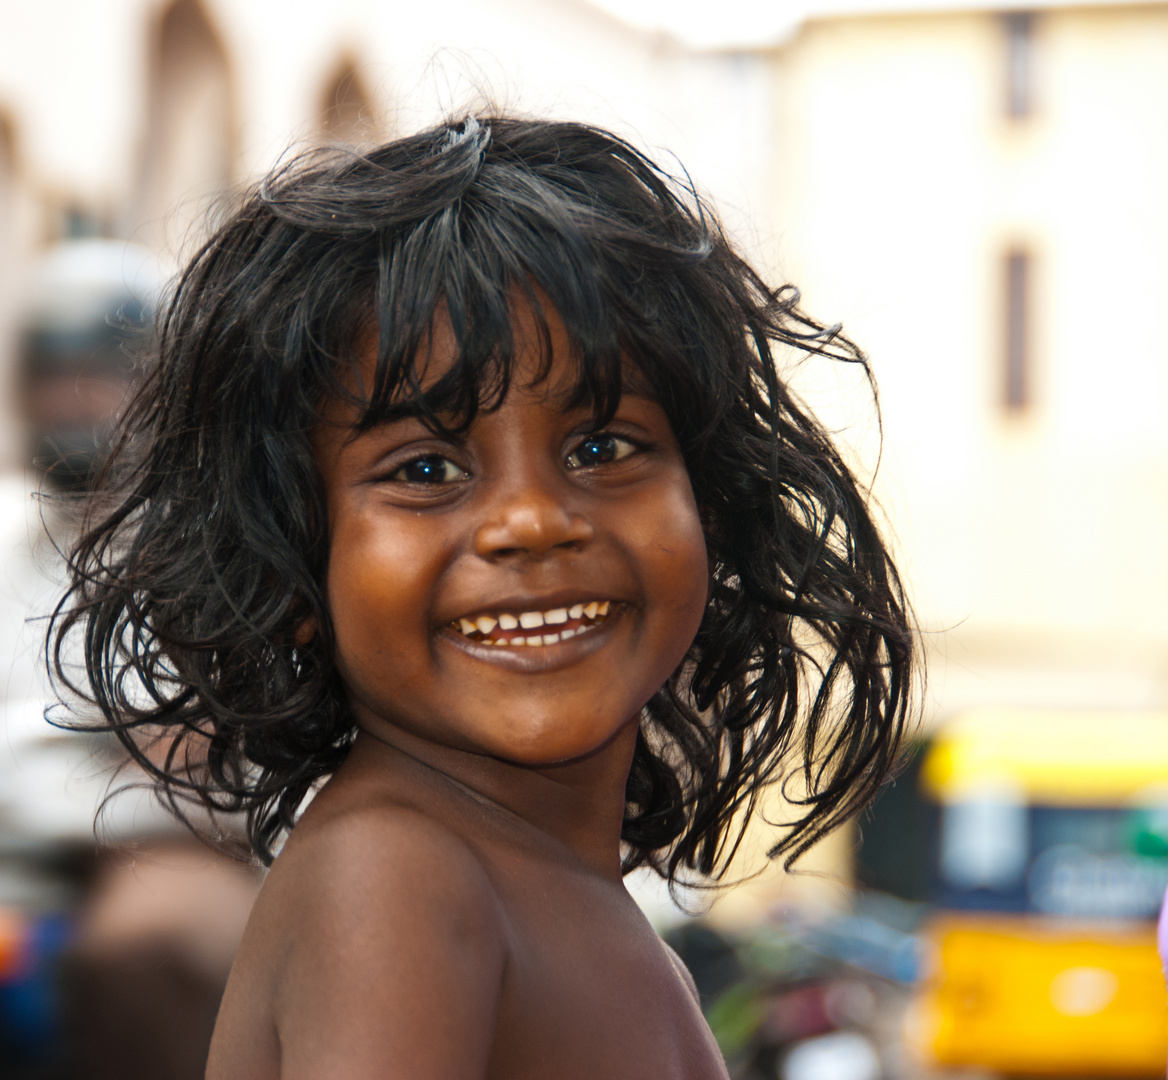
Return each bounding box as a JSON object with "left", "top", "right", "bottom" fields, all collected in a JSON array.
[{"left": 439, "top": 589, "right": 622, "bottom": 625}]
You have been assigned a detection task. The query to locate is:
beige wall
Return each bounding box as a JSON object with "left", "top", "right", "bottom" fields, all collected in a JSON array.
[
  {"left": 0, "top": 0, "right": 770, "bottom": 245},
  {"left": 768, "top": 6, "right": 1168, "bottom": 725}
]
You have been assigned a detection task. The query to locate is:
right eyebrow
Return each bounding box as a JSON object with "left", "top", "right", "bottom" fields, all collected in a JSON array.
[{"left": 347, "top": 413, "right": 470, "bottom": 449}]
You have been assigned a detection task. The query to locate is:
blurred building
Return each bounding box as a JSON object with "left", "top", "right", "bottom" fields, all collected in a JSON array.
[
  {"left": 2, "top": 0, "right": 1168, "bottom": 922},
  {"left": 763, "top": 0, "right": 1168, "bottom": 724}
]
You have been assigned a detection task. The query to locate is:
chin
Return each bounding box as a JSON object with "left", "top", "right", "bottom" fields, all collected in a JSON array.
[{"left": 488, "top": 714, "right": 635, "bottom": 768}]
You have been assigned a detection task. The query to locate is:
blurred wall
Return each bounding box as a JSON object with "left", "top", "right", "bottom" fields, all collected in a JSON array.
[{"left": 768, "top": 4, "right": 1168, "bottom": 721}]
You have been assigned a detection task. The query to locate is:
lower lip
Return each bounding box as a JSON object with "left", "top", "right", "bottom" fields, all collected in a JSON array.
[{"left": 437, "top": 609, "right": 623, "bottom": 673}]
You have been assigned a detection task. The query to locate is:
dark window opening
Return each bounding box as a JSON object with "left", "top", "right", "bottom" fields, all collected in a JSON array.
[
  {"left": 1003, "top": 249, "right": 1032, "bottom": 412},
  {"left": 1003, "top": 11, "right": 1035, "bottom": 118}
]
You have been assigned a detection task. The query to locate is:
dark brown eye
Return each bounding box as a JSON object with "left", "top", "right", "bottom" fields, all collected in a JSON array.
[
  {"left": 391, "top": 456, "right": 466, "bottom": 484},
  {"left": 566, "top": 434, "right": 636, "bottom": 469}
]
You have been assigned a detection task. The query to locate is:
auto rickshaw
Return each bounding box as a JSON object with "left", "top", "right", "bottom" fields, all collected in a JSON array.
[{"left": 902, "top": 709, "right": 1168, "bottom": 1075}]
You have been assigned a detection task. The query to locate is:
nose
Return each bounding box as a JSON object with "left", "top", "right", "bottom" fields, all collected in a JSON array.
[{"left": 473, "top": 479, "right": 594, "bottom": 560}]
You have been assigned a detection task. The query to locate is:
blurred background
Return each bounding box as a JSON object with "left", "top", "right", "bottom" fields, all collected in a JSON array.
[{"left": 1, "top": 0, "right": 1167, "bottom": 1076}]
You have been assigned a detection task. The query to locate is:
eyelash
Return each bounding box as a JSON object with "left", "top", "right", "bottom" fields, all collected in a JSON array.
[{"left": 385, "top": 431, "right": 642, "bottom": 486}]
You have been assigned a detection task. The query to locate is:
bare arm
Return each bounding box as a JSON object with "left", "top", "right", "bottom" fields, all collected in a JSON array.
[{"left": 267, "top": 811, "right": 507, "bottom": 1080}]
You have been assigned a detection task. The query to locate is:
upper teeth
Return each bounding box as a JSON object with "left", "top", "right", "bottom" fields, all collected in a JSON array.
[
  {"left": 458, "top": 616, "right": 500, "bottom": 635},
  {"left": 453, "top": 601, "right": 611, "bottom": 640}
]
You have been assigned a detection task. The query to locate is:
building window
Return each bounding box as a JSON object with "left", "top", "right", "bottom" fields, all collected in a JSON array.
[
  {"left": 1003, "top": 250, "right": 1032, "bottom": 412},
  {"left": 136, "top": 0, "right": 235, "bottom": 246},
  {"left": 1003, "top": 11, "right": 1035, "bottom": 118}
]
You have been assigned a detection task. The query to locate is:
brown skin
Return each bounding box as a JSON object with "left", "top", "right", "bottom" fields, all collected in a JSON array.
[{"left": 205, "top": 304, "right": 728, "bottom": 1080}]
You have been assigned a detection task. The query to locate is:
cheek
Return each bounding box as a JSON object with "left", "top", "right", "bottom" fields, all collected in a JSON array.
[
  {"left": 325, "top": 517, "right": 431, "bottom": 678},
  {"left": 640, "top": 484, "right": 710, "bottom": 659}
]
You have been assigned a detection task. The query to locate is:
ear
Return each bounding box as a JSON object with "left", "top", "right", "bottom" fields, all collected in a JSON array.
[{"left": 294, "top": 616, "right": 317, "bottom": 646}]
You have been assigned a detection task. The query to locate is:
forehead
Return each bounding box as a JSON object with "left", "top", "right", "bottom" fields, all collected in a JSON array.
[{"left": 419, "top": 295, "right": 574, "bottom": 398}]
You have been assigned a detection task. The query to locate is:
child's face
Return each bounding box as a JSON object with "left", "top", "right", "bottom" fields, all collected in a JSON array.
[{"left": 312, "top": 302, "right": 709, "bottom": 767}]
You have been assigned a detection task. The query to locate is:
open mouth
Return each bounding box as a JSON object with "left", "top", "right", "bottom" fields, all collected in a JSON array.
[{"left": 450, "top": 601, "right": 612, "bottom": 648}]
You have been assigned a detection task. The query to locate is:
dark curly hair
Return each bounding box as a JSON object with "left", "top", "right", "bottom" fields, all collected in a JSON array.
[{"left": 50, "top": 116, "right": 915, "bottom": 879}]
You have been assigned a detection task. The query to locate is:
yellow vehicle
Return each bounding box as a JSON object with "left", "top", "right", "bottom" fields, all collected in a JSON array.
[{"left": 870, "top": 710, "right": 1168, "bottom": 1075}]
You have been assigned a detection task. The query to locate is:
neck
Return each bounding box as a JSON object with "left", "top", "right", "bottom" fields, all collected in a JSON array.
[{"left": 340, "top": 714, "right": 639, "bottom": 880}]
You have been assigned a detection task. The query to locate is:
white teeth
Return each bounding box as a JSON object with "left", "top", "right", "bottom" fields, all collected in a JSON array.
[{"left": 457, "top": 601, "right": 612, "bottom": 641}]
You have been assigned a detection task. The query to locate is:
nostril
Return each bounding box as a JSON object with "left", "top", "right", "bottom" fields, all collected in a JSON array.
[{"left": 474, "top": 506, "right": 593, "bottom": 559}]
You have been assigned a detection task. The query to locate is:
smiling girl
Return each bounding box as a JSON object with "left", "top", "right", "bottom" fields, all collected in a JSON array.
[{"left": 51, "top": 117, "right": 914, "bottom": 1078}]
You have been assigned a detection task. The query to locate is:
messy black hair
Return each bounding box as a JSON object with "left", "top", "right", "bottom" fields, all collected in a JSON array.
[{"left": 50, "top": 116, "right": 914, "bottom": 878}]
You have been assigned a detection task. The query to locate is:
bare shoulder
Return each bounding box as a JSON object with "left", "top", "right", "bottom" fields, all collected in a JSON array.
[
  {"left": 277, "top": 798, "right": 505, "bottom": 928},
  {"left": 218, "top": 802, "right": 509, "bottom": 1080},
  {"left": 661, "top": 938, "right": 702, "bottom": 1006},
  {"left": 274, "top": 798, "right": 510, "bottom": 985}
]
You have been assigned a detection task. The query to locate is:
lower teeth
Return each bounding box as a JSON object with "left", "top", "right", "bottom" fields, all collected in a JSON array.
[{"left": 480, "top": 620, "right": 600, "bottom": 647}]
